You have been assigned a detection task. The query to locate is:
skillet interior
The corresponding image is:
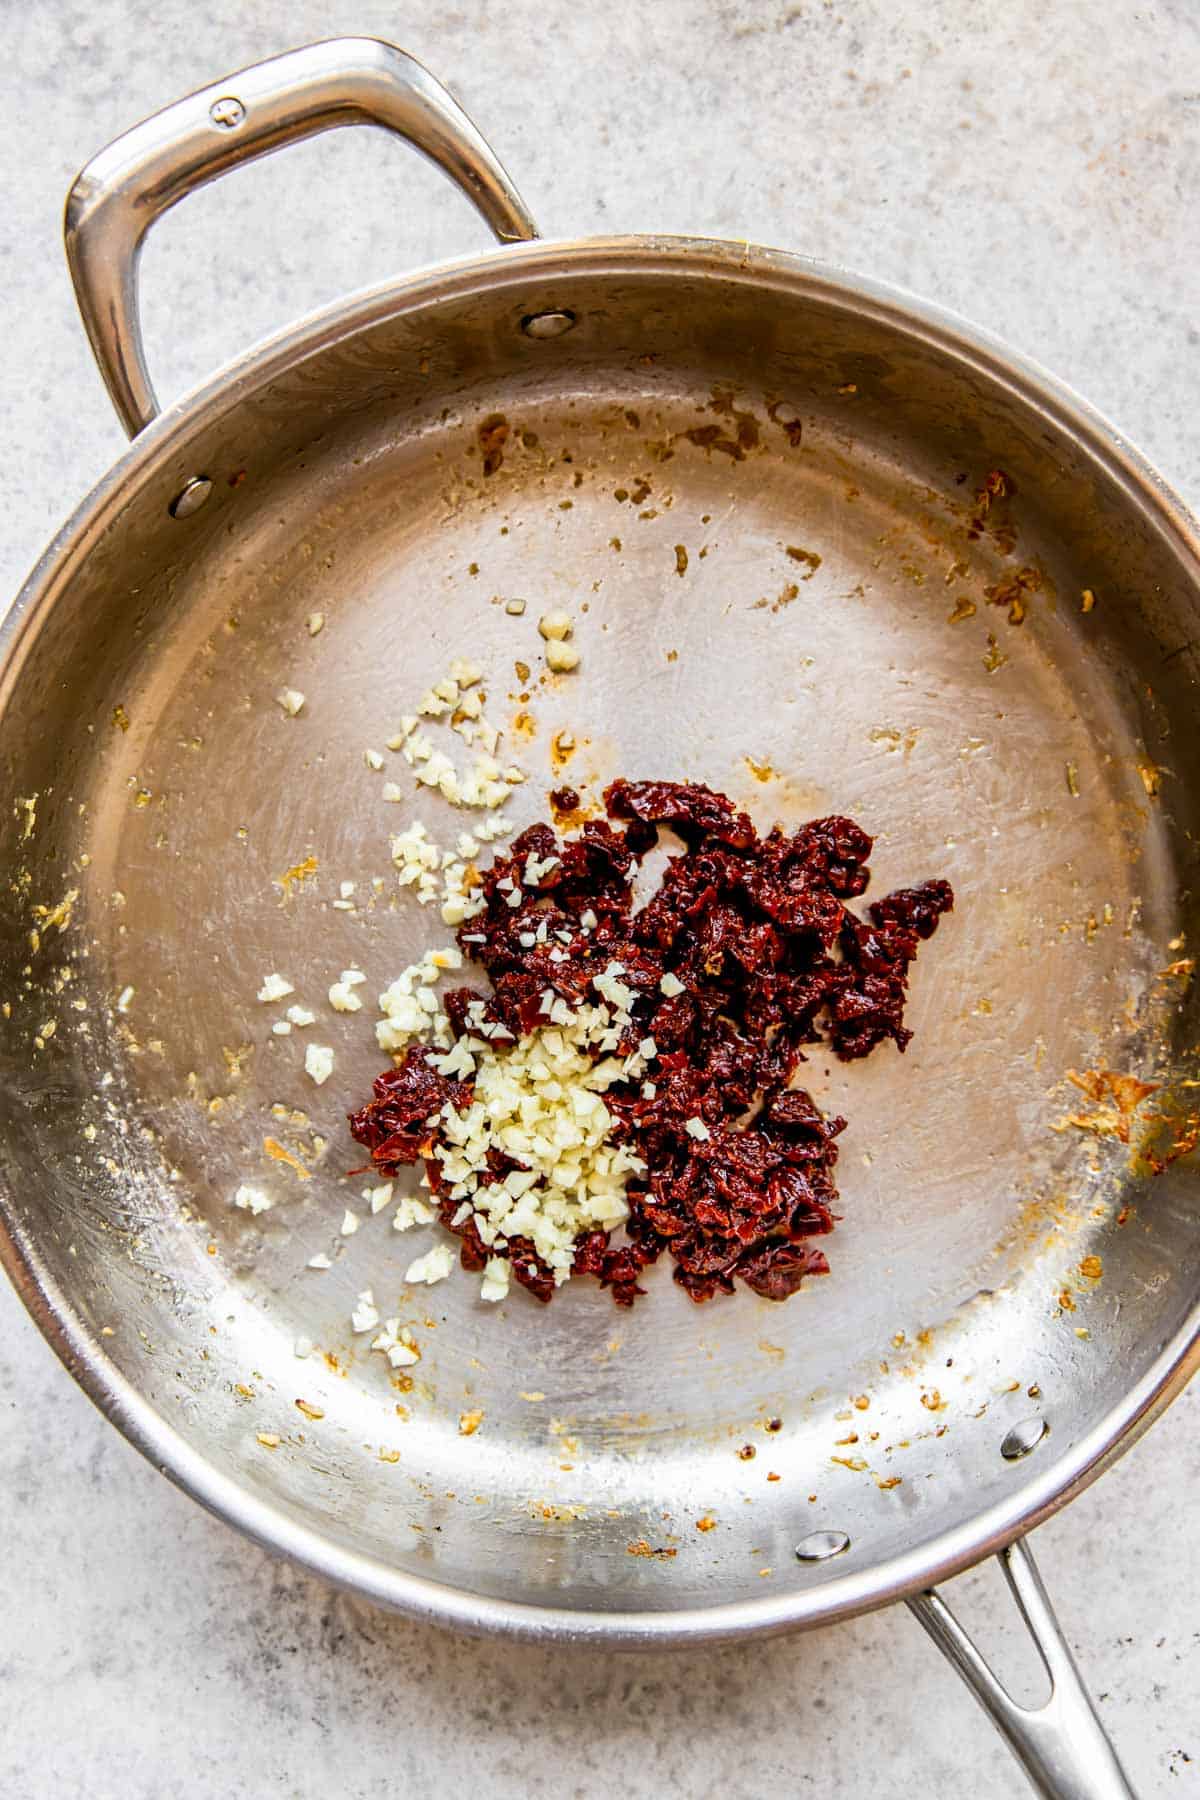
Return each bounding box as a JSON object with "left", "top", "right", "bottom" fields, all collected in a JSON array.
[{"left": 0, "top": 242, "right": 1196, "bottom": 1632}]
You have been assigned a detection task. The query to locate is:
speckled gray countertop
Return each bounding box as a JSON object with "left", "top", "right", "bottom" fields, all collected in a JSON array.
[{"left": 2, "top": 3, "right": 1197, "bottom": 1795}]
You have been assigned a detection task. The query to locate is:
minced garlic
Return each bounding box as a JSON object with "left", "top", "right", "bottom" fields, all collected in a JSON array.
[
  {"left": 257, "top": 972, "right": 294, "bottom": 1003},
  {"left": 376, "top": 945, "right": 463, "bottom": 1051},
  {"left": 233, "top": 1184, "right": 272, "bottom": 1215},
  {"left": 428, "top": 990, "right": 647, "bottom": 1288},
  {"left": 328, "top": 968, "right": 367, "bottom": 1012},
  {"left": 405, "top": 1243, "right": 456, "bottom": 1285}
]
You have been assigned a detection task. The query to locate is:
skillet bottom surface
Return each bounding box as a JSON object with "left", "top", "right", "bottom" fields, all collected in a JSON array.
[{"left": 2, "top": 314, "right": 1195, "bottom": 1625}]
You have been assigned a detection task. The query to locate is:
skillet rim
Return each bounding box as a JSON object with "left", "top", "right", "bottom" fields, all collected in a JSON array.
[{"left": 2, "top": 232, "right": 1197, "bottom": 1641}]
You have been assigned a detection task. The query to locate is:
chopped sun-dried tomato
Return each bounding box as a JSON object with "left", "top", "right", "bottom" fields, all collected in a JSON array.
[{"left": 348, "top": 780, "right": 953, "bottom": 1306}]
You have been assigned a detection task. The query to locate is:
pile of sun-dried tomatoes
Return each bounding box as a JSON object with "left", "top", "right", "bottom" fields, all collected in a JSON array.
[{"left": 349, "top": 779, "right": 952, "bottom": 1307}]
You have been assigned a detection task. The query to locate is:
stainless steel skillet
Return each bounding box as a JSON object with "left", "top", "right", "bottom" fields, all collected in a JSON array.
[{"left": 1, "top": 37, "right": 1197, "bottom": 1798}]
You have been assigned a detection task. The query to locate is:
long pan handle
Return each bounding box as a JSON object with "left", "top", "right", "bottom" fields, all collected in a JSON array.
[
  {"left": 64, "top": 37, "right": 539, "bottom": 437},
  {"left": 907, "top": 1538, "right": 1136, "bottom": 1799}
]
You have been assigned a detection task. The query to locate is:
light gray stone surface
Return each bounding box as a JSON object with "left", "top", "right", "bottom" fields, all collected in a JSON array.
[{"left": 2, "top": 3, "right": 1197, "bottom": 1795}]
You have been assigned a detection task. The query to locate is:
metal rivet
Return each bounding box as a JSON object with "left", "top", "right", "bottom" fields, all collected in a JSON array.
[
  {"left": 520, "top": 310, "right": 577, "bottom": 340},
  {"left": 1001, "top": 1416, "right": 1048, "bottom": 1461},
  {"left": 169, "top": 477, "right": 213, "bottom": 519},
  {"left": 795, "top": 1529, "right": 851, "bottom": 1563},
  {"left": 209, "top": 96, "right": 245, "bottom": 129}
]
